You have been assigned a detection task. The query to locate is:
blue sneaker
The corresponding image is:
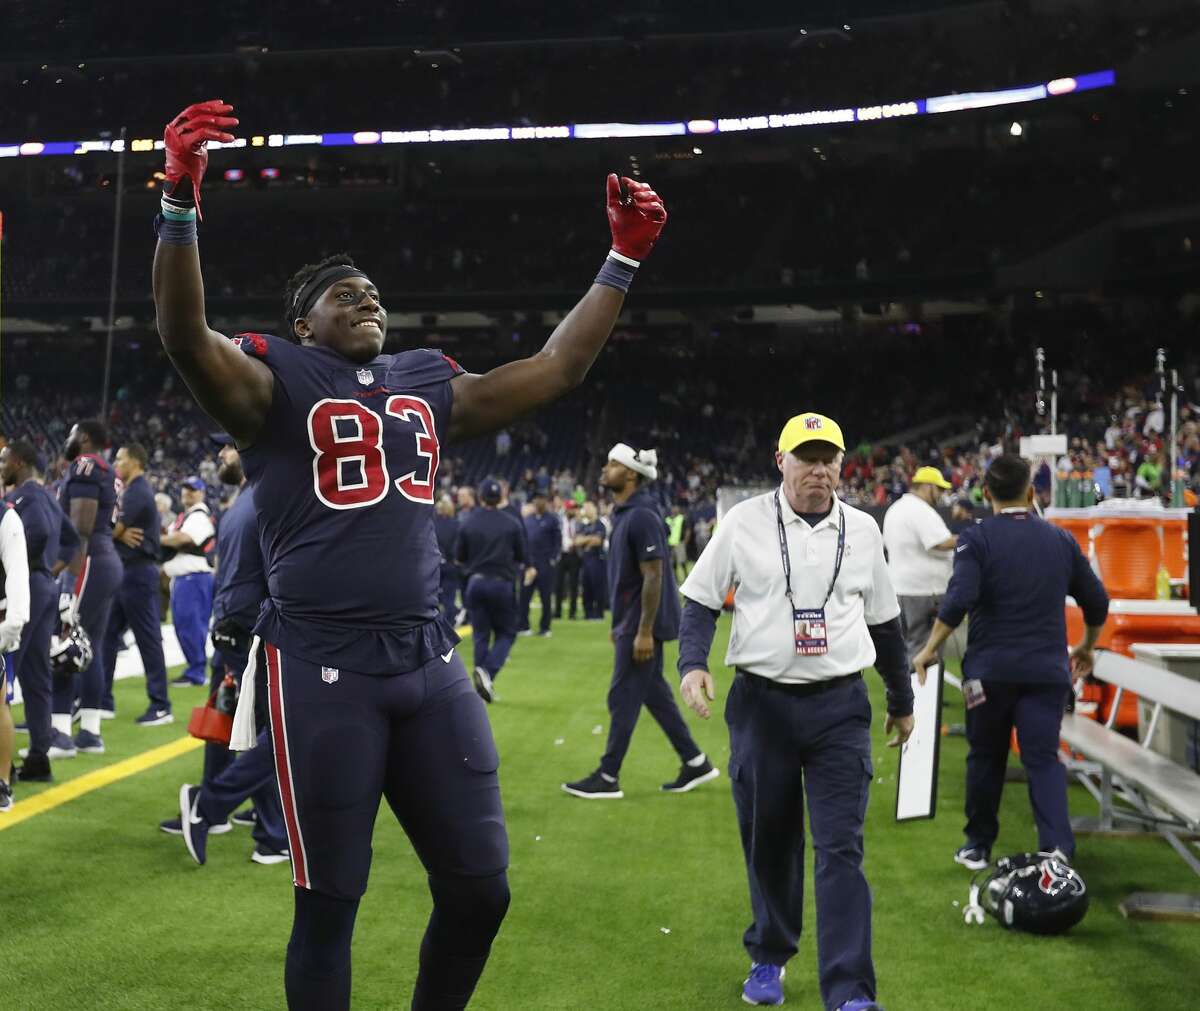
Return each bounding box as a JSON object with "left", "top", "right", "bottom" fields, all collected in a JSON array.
[
  {"left": 73, "top": 729, "right": 105, "bottom": 755},
  {"left": 837, "top": 1000, "right": 884, "bottom": 1011},
  {"left": 742, "top": 963, "right": 785, "bottom": 1006},
  {"left": 180, "top": 784, "right": 211, "bottom": 866}
]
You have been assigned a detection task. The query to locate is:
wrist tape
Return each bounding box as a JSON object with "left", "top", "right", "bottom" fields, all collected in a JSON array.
[
  {"left": 594, "top": 249, "right": 639, "bottom": 293},
  {"left": 154, "top": 213, "right": 198, "bottom": 245}
]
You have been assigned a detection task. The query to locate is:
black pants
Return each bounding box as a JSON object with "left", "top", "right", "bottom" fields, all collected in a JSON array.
[
  {"left": 554, "top": 552, "right": 581, "bottom": 619},
  {"left": 519, "top": 562, "right": 555, "bottom": 633},
  {"left": 599, "top": 635, "right": 701, "bottom": 777},
  {"left": 964, "top": 679, "right": 1074, "bottom": 856}
]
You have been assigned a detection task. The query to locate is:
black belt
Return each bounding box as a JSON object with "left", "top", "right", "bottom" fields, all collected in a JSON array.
[{"left": 736, "top": 669, "right": 861, "bottom": 697}]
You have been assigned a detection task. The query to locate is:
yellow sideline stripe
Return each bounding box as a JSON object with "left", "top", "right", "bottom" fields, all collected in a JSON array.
[{"left": 0, "top": 735, "right": 202, "bottom": 832}]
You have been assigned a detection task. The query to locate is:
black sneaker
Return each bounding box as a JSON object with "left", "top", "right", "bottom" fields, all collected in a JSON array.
[
  {"left": 135, "top": 706, "right": 175, "bottom": 727},
  {"left": 0, "top": 779, "right": 13, "bottom": 813},
  {"left": 170, "top": 675, "right": 205, "bottom": 687},
  {"left": 661, "top": 760, "right": 721, "bottom": 793},
  {"left": 15, "top": 752, "right": 53, "bottom": 783},
  {"left": 160, "top": 815, "right": 233, "bottom": 836},
  {"left": 231, "top": 807, "right": 257, "bottom": 828},
  {"left": 954, "top": 844, "right": 991, "bottom": 871},
  {"left": 472, "top": 666, "right": 495, "bottom": 704},
  {"left": 561, "top": 770, "right": 623, "bottom": 799}
]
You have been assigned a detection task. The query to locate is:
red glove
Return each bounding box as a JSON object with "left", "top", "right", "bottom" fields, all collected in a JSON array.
[
  {"left": 163, "top": 100, "right": 238, "bottom": 221},
  {"left": 606, "top": 173, "right": 667, "bottom": 262}
]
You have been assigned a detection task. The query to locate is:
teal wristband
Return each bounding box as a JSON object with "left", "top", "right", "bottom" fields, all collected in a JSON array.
[{"left": 160, "top": 199, "right": 197, "bottom": 221}]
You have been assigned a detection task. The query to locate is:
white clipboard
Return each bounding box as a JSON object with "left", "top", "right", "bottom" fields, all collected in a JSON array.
[{"left": 895, "top": 661, "right": 944, "bottom": 821}]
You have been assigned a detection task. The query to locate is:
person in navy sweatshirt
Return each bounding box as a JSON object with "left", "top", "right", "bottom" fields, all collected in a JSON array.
[{"left": 912, "top": 453, "right": 1109, "bottom": 869}]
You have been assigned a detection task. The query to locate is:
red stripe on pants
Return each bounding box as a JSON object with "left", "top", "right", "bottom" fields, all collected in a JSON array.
[{"left": 266, "top": 644, "right": 309, "bottom": 888}]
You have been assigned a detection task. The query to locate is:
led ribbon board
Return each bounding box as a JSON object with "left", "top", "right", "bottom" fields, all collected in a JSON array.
[{"left": 0, "top": 70, "right": 1114, "bottom": 158}]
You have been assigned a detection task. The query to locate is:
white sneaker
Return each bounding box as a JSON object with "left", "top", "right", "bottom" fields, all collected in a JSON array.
[{"left": 472, "top": 666, "right": 495, "bottom": 704}]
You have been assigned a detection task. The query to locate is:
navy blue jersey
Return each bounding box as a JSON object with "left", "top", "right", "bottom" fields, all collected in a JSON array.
[
  {"left": 434, "top": 513, "right": 461, "bottom": 568},
  {"left": 115, "top": 474, "right": 161, "bottom": 566},
  {"left": 523, "top": 511, "right": 561, "bottom": 565},
  {"left": 59, "top": 453, "right": 119, "bottom": 558},
  {"left": 457, "top": 506, "right": 527, "bottom": 582},
  {"left": 578, "top": 519, "right": 607, "bottom": 559},
  {"left": 608, "top": 489, "right": 681, "bottom": 641},
  {"left": 213, "top": 484, "right": 268, "bottom": 630},
  {"left": 235, "top": 332, "right": 463, "bottom": 673},
  {"left": 938, "top": 511, "right": 1110, "bottom": 684},
  {"left": 5, "top": 480, "right": 72, "bottom": 573}
]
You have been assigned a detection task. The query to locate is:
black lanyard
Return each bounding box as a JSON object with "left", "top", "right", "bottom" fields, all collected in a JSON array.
[{"left": 774, "top": 490, "right": 846, "bottom": 607}]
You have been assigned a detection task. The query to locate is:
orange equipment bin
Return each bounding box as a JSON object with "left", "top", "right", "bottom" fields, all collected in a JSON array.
[{"left": 1065, "top": 600, "right": 1200, "bottom": 728}]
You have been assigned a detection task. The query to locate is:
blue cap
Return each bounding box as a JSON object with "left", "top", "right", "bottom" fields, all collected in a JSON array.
[
  {"left": 480, "top": 478, "right": 502, "bottom": 503},
  {"left": 209, "top": 432, "right": 235, "bottom": 447},
  {"left": 181, "top": 476, "right": 205, "bottom": 491}
]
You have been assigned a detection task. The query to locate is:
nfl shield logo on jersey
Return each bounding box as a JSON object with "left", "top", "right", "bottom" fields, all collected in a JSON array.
[
  {"left": 321, "top": 666, "right": 340, "bottom": 684},
  {"left": 356, "top": 368, "right": 374, "bottom": 386}
]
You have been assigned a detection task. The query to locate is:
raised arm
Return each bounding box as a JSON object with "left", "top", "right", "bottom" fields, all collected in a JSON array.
[
  {"left": 446, "top": 175, "right": 666, "bottom": 443},
  {"left": 152, "top": 101, "right": 273, "bottom": 447}
]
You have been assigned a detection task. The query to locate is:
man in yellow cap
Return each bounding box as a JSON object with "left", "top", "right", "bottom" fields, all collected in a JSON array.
[
  {"left": 677, "top": 412, "right": 913, "bottom": 1011},
  {"left": 881, "top": 465, "right": 957, "bottom": 668}
]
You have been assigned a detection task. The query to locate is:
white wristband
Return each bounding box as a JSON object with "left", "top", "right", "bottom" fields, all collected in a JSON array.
[{"left": 608, "top": 249, "right": 641, "bottom": 268}]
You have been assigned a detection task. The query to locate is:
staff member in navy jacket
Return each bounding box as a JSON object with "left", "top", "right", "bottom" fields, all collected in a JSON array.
[
  {"left": 519, "top": 490, "right": 561, "bottom": 637},
  {"left": 913, "top": 453, "right": 1109, "bottom": 869},
  {"left": 105, "top": 442, "right": 172, "bottom": 726},
  {"left": 563, "top": 443, "right": 716, "bottom": 800},
  {"left": 457, "top": 478, "right": 530, "bottom": 703}
]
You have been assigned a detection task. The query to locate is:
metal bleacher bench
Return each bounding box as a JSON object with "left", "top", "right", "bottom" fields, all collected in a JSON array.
[{"left": 1059, "top": 650, "right": 1200, "bottom": 885}]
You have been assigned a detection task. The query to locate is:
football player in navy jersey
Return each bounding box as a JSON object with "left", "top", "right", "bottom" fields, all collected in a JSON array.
[
  {"left": 57, "top": 420, "right": 123, "bottom": 757},
  {"left": 152, "top": 100, "right": 667, "bottom": 1011}
]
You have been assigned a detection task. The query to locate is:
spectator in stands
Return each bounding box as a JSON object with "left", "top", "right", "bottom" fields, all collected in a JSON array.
[
  {"left": 456, "top": 484, "right": 477, "bottom": 516},
  {"left": 160, "top": 477, "right": 216, "bottom": 687},
  {"left": 912, "top": 454, "right": 1109, "bottom": 869}
]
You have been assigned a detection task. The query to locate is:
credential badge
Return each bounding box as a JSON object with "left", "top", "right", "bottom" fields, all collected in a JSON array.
[
  {"left": 321, "top": 667, "right": 340, "bottom": 684},
  {"left": 356, "top": 368, "right": 374, "bottom": 386}
]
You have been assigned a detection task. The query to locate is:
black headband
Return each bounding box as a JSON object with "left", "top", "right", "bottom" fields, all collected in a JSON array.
[{"left": 291, "top": 265, "right": 369, "bottom": 333}]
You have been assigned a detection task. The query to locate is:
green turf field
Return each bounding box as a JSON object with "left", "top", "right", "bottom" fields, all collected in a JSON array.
[{"left": 4, "top": 615, "right": 1197, "bottom": 1009}]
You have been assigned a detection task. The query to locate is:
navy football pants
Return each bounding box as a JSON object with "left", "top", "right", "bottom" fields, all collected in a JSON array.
[
  {"left": 263, "top": 642, "right": 510, "bottom": 1010},
  {"left": 965, "top": 679, "right": 1074, "bottom": 857},
  {"left": 198, "top": 726, "right": 287, "bottom": 853},
  {"left": 464, "top": 575, "right": 518, "bottom": 680},
  {"left": 171, "top": 572, "right": 213, "bottom": 685},
  {"left": 726, "top": 671, "right": 876, "bottom": 1011},
  {"left": 12, "top": 572, "right": 57, "bottom": 756},
  {"left": 54, "top": 552, "right": 122, "bottom": 715},
  {"left": 102, "top": 562, "right": 169, "bottom": 711}
]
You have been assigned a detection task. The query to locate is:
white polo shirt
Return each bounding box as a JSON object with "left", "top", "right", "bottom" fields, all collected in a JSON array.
[
  {"left": 881, "top": 492, "right": 953, "bottom": 596},
  {"left": 680, "top": 488, "right": 900, "bottom": 683},
  {"left": 163, "top": 503, "right": 216, "bottom": 578}
]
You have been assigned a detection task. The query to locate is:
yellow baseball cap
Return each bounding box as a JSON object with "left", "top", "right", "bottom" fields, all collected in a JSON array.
[
  {"left": 912, "top": 465, "right": 952, "bottom": 489},
  {"left": 778, "top": 413, "right": 845, "bottom": 454}
]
